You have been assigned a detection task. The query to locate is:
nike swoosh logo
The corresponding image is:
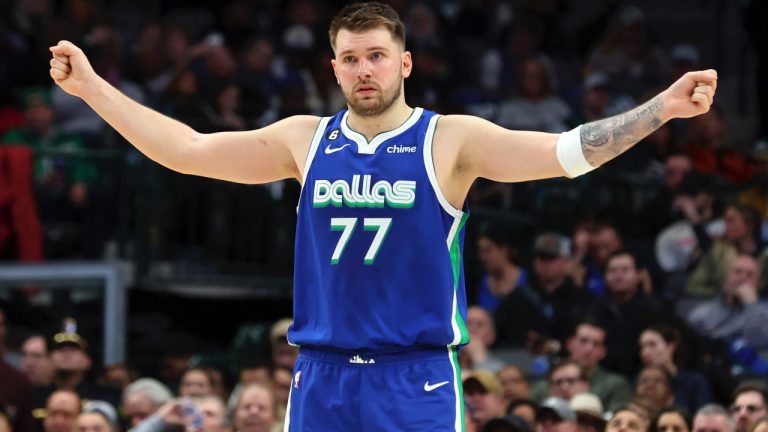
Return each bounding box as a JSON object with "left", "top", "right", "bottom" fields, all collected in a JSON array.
[
  {"left": 424, "top": 381, "right": 450, "bottom": 392},
  {"left": 324, "top": 143, "right": 351, "bottom": 154}
]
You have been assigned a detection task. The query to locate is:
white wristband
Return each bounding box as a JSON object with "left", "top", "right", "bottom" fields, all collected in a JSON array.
[{"left": 556, "top": 125, "right": 595, "bottom": 178}]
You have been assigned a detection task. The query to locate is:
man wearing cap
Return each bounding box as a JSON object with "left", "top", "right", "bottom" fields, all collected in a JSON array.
[
  {"left": 570, "top": 393, "right": 607, "bottom": 432},
  {"left": 464, "top": 370, "right": 507, "bottom": 430},
  {"left": 33, "top": 320, "right": 121, "bottom": 414},
  {"left": 495, "top": 233, "right": 593, "bottom": 347},
  {"left": 537, "top": 397, "right": 578, "bottom": 432}
]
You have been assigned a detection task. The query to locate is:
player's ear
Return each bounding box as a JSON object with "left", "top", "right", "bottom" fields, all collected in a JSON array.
[{"left": 402, "top": 51, "right": 412, "bottom": 78}]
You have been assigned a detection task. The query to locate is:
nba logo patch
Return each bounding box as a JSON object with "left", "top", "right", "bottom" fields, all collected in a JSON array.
[{"left": 294, "top": 371, "right": 302, "bottom": 389}]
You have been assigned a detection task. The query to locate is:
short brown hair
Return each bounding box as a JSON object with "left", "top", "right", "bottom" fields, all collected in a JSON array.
[{"left": 328, "top": 2, "right": 406, "bottom": 52}]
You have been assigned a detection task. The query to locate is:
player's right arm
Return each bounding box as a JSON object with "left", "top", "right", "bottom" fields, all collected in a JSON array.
[{"left": 49, "top": 40, "right": 318, "bottom": 184}]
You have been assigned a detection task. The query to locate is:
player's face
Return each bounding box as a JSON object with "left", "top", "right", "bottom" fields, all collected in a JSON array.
[{"left": 332, "top": 27, "right": 412, "bottom": 117}]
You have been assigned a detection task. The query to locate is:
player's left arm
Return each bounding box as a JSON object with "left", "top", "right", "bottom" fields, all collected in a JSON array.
[{"left": 443, "top": 69, "right": 717, "bottom": 191}]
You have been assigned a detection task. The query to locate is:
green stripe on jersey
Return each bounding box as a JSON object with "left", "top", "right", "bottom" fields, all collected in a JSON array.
[{"left": 449, "top": 213, "right": 470, "bottom": 344}]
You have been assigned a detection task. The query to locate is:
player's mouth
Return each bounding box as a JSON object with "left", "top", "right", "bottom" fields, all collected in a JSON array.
[{"left": 356, "top": 84, "right": 377, "bottom": 95}]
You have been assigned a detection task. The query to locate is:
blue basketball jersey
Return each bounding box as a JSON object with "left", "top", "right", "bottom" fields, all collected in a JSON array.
[{"left": 289, "top": 107, "right": 470, "bottom": 351}]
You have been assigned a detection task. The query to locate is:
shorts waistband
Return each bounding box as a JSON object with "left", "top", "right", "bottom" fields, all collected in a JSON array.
[{"left": 298, "top": 345, "right": 453, "bottom": 365}]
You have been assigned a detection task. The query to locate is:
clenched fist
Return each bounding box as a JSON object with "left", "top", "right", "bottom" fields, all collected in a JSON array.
[{"left": 49, "top": 40, "right": 98, "bottom": 99}]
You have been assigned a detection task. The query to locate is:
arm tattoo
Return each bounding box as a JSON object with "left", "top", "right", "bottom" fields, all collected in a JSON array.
[{"left": 580, "top": 96, "right": 665, "bottom": 167}]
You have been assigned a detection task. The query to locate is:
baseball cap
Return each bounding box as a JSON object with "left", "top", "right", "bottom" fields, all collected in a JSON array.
[
  {"left": 269, "top": 318, "right": 292, "bottom": 345},
  {"left": 51, "top": 317, "right": 88, "bottom": 352},
  {"left": 463, "top": 370, "right": 503, "bottom": 396},
  {"left": 533, "top": 233, "right": 571, "bottom": 258},
  {"left": 570, "top": 393, "right": 607, "bottom": 428},
  {"left": 537, "top": 397, "right": 577, "bottom": 423}
]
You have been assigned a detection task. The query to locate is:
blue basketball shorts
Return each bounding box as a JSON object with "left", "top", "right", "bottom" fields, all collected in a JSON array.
[{"left": 284, "top": 346, "right": 465, "bottom": 431}]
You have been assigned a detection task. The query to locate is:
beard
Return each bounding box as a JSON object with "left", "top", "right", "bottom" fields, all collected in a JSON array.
[{"left": 345, "top": 76, "right": 402, "bottom": 117}]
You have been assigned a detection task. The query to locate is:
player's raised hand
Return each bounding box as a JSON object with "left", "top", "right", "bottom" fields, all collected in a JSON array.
[
  {"left": 48, "top": 40, "right": 98, "bottom": 98},
  {"left": 661, "top": 69, "right": 718, "bottom": 120}
]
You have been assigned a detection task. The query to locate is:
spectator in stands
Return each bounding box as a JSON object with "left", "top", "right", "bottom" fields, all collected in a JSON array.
[
  {"left": 122, "top": 378, "right": 173, "bottom": 428},
  {"left": 730, "top": 384, "right": 768, "bottom": 432},
  {"left": 508, "top": 399, "right": 538, "bottom": 429},
  {"left": 652, "top": 407, "right": 691, "bottom": 432},
  {"left": 21, "top": 334, "right": 54, "bottom": 387},
  {"left": 272, "top": 366, "right": 292, "bottom": 427},
  {"left": 635, "top": 366, "right": 675, "bottom": 414},
  {"left": 693, "top": 404, "right": 734, "bottom": 432},
  {"left": 636, "top": 153, "right": 693, "bottom": 238},
  {"left": 565, "top": 320, "right": 632, "bottom": 412},
  {"left": 496, "top": 56, "right": 571, "bottom": 133},
  {"left": 638, "top": 325, "right": 712, "bottom": 414},
  {"left": 464, "top": 370, "right": 507, "bottom": 431},
  {"left": 569, "top": 393, "right": 607, "bottom": 432},
  {"left": 680, "top": 105, "right": 753, "bottom": 184},
  {"left": 0, "top": 308, "right": 37, "bottom": 432},
  {"left": 537, "top": 397, "right": 578, "bottom": 432},
  {"left": 269, "top": 318, "right": 297, "bottom": 370},
  {"left": 588, "top": 251, "right": 663, "bottom": 376},
  {"left": 1, "top": 86, "right": 97, "bottom": 257},
  {"left": 688, "top": 255, "right": 768, "bottom": 349},
  {"left": 547, "top": 360, "right": 589, "bottom": 402},
  {"left": 43, "top": 390, "right": 81, "bottom": 432},
  {"left": 586, "top": 5, "right": 668, "bottom": 99},
  {"left": 35, "top": 318, "right": 121, "bottom": 411},
  {"left": 584, "top": 222, "right": 625, "bottom": 296},
  {"left": 465, "top": 306, "right": 505, "bottom": 373},
  {"left": 232, "top": 384, "right": 277, "bottom": 432},
  {"left": 687, "top": 205, "right": 767, "bottom": 297},
  {"left": 476, "top": 226, "right": 527, "bottom": 313},
  {"left": 495, "top": 232, "right": 593, "bottom": 348},
  {"left": 497, "top": 366, "right": 531, "bottom": 411},
  {"left": 78, "top": 401, "right": 119, "bottom": 432},
  {"left": 98, "top": 363, "right": 138, "bottom": 390},
  {"left": 178, "top": 367, "right": 214, "bottom": 397},
  {"left": 131, "top": 395, "right": 230, "bottom": 432},
  {"left": 607, "top": 407, "right": 650, "bottom": 432}
]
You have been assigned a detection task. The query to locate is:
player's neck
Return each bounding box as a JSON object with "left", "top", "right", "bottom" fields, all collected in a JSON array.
[{"left": 347, "top": 100, "right": 413, "bottom": 141}]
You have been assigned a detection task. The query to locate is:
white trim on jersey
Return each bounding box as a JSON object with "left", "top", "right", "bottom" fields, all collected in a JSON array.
[
  {"left": 340, "top": 107, "right": 424, "bottom": 154},
  {"left": 422, "top": 115, "right": 464, "bottom": 219},
  {"left": 447, "top": 347, "right": 463, "bottom": 432},
  {"left": 302, "top": 116, "right": 332, "bottom": 185},
  {"left": 295, "top": 116, "right": 332, "bottom": 218}
]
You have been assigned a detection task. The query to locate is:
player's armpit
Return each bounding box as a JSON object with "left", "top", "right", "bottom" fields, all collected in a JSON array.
[{"left": 186, "top": 115, "right": 321, "bottom": 184}]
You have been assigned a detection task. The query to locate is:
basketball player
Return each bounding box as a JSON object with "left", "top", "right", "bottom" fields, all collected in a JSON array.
[{"left": 48, "top": 3, "right": 717, "bottom": 430}]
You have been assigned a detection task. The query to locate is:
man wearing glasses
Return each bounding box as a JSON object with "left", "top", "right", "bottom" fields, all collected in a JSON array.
[{"left": 731, "top": 384, "right": 768, "bottom": 432}]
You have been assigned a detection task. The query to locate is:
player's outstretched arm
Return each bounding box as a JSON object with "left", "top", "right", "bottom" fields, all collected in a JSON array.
[
  {"left": 579, "top": 69, "right": 717, "bottom": 167},
  {"left": 438, "top": 69, "right": 718, "bottom": 195},
  {"left": 49, "top": 40, "right": 318, "bottom": 184}
]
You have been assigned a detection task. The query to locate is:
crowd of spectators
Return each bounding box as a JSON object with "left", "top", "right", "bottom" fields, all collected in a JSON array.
[{"left": 1, "top": 0, "right": 768, "bottom": 431}]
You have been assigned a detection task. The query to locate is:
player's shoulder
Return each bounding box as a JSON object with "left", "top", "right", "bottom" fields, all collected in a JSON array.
[
  {"left": 432, "top": 114, "right": 490, "bottom": 145},
  {"left": 435, "top": 114, "right": 491, "bottom": 132}
]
